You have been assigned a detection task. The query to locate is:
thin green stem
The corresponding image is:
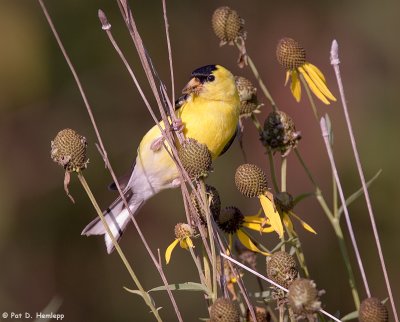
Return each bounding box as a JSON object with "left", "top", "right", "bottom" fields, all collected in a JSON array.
[
  {"left": 332, "top": 171, "right": 339, "bottom": 218},
  {"left": 285, "top": 226, "right": 309, "bottom": 278},
  {"left": 250, "top": 113, "right": 263, "bottom": 133},
  {"left": 240, "top": 51, "right": 277, "bottom": 112},
  {"left": 249, "top": 113, "right": 280, "bottom": 193},
  {"left": 267, "top": 151, "right": 280, "bottom": 193},
  {"left": 280, "top": 157, "right": 287, "bottom": 192},
  {"left": 77, "top": 173, "right": 162, "bottom": 321},
  {"left": 199, "top": 180, "right": 217, "bottom": 301},
  {"left": 188, "top": 247, "right": 208, "bottom": 289},
  {"left": 299, "top": 74, "right": 319, "bottom": 121},
  {"left": 332, "top": 218, "right": 361, "bottom": 309}
]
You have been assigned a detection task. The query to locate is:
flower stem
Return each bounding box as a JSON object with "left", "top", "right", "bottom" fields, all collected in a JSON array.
[
  {"left": 280, "top": 157, "right": 287, "bottom": 193},
  {"left": 285, "top": 226, "right": 309, "bottom": 278},
  {"left": 77, "top": 172, "right": 162, "bottom": 321},
  {"left": 199, "top": 180, "right": 217, "bottom": 302},
  {"left": 246, "top": 55, "right": 278, "bottom": 112},
  {"left": 299, "top": 74, "right": 319, "bottom": 121},
  {"left": 268, "top": 151, "right": 280, "bottom": 193}
]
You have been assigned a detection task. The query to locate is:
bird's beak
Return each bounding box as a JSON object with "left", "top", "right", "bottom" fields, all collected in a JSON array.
[{"left": 182, "top": 77, "right": 202, "bottom": 95}]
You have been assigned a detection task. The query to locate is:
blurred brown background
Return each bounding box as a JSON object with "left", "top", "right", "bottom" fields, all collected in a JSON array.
[{"left": 0, "top": 0, "right": 399, "bottom": 321}]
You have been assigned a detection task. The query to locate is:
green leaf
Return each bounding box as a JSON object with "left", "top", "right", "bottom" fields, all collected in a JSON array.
[
  {"left": 338, "top": 169, "right": 382, "bottom": 216},
  {"left": 149, "top": 282, "right": 210, "bottom": 296},
  {"left": 341, "top": 310, "right": 358, "bottom": 321},
  {"left": 123, "top": 288, "right": 156, "bottom": 307},
  {"left": 293, "top": 192, "right": 313, "bottom": 206}
]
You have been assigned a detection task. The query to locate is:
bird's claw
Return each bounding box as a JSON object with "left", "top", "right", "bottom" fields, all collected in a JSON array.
[{"left": 150, "top": 136, "right": 165, "bottom": 151}]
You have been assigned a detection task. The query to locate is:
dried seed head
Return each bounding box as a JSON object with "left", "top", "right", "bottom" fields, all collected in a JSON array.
[
  {"left": 287, "top": 278, "right": 322, "bottom": 319},
  {"left": 210, "top": 297, "right": 241, "bottom": 322},
  {"left": 235, "top": 164, "right": 268, "bottom": 198},
  {"left": 212, "top": 6, "right": 246, "bottom": 45},
  {"left": 274, "top": 192, "right": 295, "bottom": 213},
  {"left": 263, "top": 111, "right": 301, "bottom": 154},
  {"left": 174, "top": 223, "right": 194, "bottom": 240},
  {"left": 51, "top": 128, "right": 88, "bottom": 172},
  {"left": 235, "top": 76, "right": 257, "bottom": 102},
  {"left": 266, "top": 251, "right": 298, "bottom": 289},
  {"left": 178, "top": 138, "right": 212, "bottom": 179},
  {"left": 246, "top": 307, "right": 271, "bottom": 322},
  {"left": 216, "top": 206, "right": 244, "bottom": 234},
  {"left": 235, "top": 76, "right": 259, "bottom": 116},
  {"left": 190, "top": 185, "right": 221, "bottom": 226},
  {"left": 276, "top": 38, "right": 306, "bottom": 70},
  {"left": 359, "top": 298, "right": 389, "bottom": 322}
]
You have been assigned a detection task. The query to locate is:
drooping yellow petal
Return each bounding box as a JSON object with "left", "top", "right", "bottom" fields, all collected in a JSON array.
[
  {"left": 290, "top": 70, "right": 301, "bottom": 102},
  {"left": 303, "top": 63, "right": 336, "bottom": 101},
  {"left": 259, "top": 194, "right": 284, "bottom": 238},
  {"left": 242, "top": 221, "right": 275, "bottom": 233},
  {"left": 228, "top": 234, "right": 233, "bottom": 251},
  {"left": 165, "top": 239, "right": 180, "bottom": 264},
  {"left": 307, "top": 62, "right": 326, "bottom": 82},
  {"left": 185, "top": 237, "right": 194, "bottom": 248},
  {"left": 243, "top": 215, "right": 268, "bottom": 224},
  {"left": 283, "top": 212, "right": 296, "bottom": 236},
  {"left": 237, "top": 229, "right": 270, "bottom": 256},
  {"left": 298, "top": 66, "right": 330, "bottom": 105},
  {"left": 179, "top": 237, "right": 194, "bottom": 250},
  {"left": 289, "top": 211, "right": 317, "bottom": 234},
  {"left": 285, "top": 70, "right": 291, "bottom": 86}
]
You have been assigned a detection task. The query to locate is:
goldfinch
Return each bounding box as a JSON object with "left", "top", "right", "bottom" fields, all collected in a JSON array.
[{"left": 82, "top": 65, "right": 240, "bottom": 253}]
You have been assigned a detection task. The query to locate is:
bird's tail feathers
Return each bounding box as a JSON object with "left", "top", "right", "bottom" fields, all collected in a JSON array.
[{"left": 81, "top": 189, "right": 143, "bottom": 254}]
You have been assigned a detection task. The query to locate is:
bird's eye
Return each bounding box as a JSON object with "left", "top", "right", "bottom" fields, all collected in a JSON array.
[{"left": 207, "top": 75, "right": 215, "bottom": 82}]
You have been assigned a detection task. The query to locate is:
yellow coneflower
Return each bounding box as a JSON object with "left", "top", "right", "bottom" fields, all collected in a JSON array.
[
  {"left": 217, "top": 207, "right": 273, "bottom": 256},
  {"left": 276, "top": 37, "right": 336, "bottom": 105},
  {"left": 275, "top": 192, "right": 316, "bottom": 235},
  {"left": 165, "top": 223, "right": 195, "bottom": 264}
]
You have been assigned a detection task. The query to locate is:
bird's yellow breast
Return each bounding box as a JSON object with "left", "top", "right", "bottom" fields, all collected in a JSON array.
[{"left": 177, "top": 95, "right": 239, "bottom": 159}]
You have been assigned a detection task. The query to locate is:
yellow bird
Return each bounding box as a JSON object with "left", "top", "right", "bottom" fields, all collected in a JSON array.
[{"left": 82, "top": 65, "right": 240, "bottom": 253}]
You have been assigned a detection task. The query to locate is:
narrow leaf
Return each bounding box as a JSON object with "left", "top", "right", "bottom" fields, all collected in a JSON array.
[
  {"left": 341, "top": 310, "right": 359, "bottom": 321},
  {"left": 338, "top": 169, "right": 382, "bottom": 216},
  {"left": 149, "top": 282, "right": 209, "bottom": 295}
]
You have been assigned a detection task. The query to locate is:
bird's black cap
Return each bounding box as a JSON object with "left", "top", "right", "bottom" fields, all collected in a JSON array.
[{"left": 191, "top": 65, "right": 217, "bottom": 78}]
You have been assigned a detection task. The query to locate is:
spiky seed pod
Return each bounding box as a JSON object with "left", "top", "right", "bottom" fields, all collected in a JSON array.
[
  {"left": 262, "top": 111, "right": 301, "bottom": 154},
  {"left": 216, "top": 206, "right": 244, "bottom": 234},
  {"left": 246, "top": 307, "right": 271, "bottom": 322},
  {"left": 210, "top": 298, "right": 241, "bottom": 322},
  {"left": 235, "top": 76, "right": 257, "bottom": 102},
  {"left": 274, "top": 192, "right": 295, "bottom": 213},
  {"left": 266, "top": 251, "right": 298, "bottom": 289},
  {"left": 235, "top": 164, "right": 268, "bottom": 198},
  {"left": 276, "top": 38, "right": 306, "bottom": 70},
  {"left": 51, "top": 128, "right": 88, "bottom": 172},
  {"left": 212, "top": 6, "right": 246, "bottom": 45},
  {"left": 190, "top": 185, "right": 221, "bottom": 225},
  {"left": 174, "top": 223, "right": 194, "bottom": 240},
  {"left": 359, "top": 297, "right": 389, "bottom": 322},
  {"left": 235, "top": 76, "right": 259, "bottom": 116},
  {"left": 178, "top": 138, "right": 212, "bottom": 179},
  {"left": 287, "top": 278, "right": 322, "bottom": 319}
]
